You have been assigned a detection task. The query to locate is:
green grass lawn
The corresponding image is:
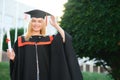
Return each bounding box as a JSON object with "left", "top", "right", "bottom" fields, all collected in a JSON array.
[
  {"left": 0, "top": 62, "right": 10, "bottom": 80},
  {"left": 82, "top": 72, "right": 114, "bottom": 80},
  {"left": 0, "top": 62, "right": 114, "bottom": 80}
]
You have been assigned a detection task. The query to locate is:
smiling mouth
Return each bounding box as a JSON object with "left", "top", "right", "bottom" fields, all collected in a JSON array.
[
  {"left": 33, "top": 26, "right": 41, "bottom": 29},
  {"left": 34, "top": 26, "right": 40, "bottom": 27}
]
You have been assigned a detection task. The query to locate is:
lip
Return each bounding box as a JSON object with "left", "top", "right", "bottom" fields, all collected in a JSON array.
[
  {"left": 32, "top": 26, "right": 41, "bottom": 30},
  {"left": 33, "top": 26, "right": 40, "bottom": 28}
]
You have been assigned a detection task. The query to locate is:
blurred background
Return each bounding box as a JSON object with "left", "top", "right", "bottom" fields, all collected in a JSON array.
[{"left": 0, "top": 0, "right": 120, "bottom": 80}]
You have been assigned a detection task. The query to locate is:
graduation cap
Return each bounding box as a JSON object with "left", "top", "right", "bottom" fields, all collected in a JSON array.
[{"left": 25, "top": 9, "right": 52, "bottom": 18}]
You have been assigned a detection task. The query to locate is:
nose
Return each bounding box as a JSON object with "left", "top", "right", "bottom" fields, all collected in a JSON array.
[{"left": 34, "top": 21, "right": 41, "bottom": 26}]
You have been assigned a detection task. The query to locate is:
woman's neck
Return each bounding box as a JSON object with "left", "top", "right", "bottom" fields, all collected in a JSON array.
[{"left": 32, "top": 31, "right": 41, "bottom": 36}]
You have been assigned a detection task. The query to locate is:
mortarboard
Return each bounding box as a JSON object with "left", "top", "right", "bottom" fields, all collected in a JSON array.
[{"left": 25, "top": 9, "right": 52, "bottom": 18}]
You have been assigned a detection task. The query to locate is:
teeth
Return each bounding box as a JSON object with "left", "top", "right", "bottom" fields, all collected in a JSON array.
[{"left": 34, "top": 27, "right": 39, "bottom": 28}]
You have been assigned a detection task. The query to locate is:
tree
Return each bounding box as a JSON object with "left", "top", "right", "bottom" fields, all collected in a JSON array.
[
  {"left": 3, "top": 28, "right": 24, "bottom": 51},
  {"left": 60, "top": 0, "right": 120, "bottom": 80}
]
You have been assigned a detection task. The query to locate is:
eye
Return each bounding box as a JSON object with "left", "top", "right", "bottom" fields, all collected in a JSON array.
[
  {"left": 32, "top": 19, "right": 36, "bottom": 22},
  {"left": 38, "top": 20, "right": 42, "bottom": 23}
]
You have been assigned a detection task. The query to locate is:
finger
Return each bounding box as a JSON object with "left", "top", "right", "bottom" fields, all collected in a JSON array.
[
  {"left": 50, "top": 16, "right": 55, "bottom": 20},
  {"left": 6, "top": 52, "right": 10, "bottom": 59},
  {"left": 12, "top": 49, "right": 14, "bottom": 52}
]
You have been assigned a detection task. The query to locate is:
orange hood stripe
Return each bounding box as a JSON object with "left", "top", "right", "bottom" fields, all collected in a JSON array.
[{"left": 18, "top": 36, "right": 53, "bottom": 47}]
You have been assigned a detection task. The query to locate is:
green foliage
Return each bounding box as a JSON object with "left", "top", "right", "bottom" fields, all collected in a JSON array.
[
  {"left": 2, "top": 28, "right": 24, "bottom": 51},
  {"left": 60, "top": 0, "right": 120, "bottom": 79}
]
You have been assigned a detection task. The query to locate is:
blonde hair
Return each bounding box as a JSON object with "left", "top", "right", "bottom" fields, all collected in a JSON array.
[{"left": 25, "top": 19, "right": 46, "bottom": 41}]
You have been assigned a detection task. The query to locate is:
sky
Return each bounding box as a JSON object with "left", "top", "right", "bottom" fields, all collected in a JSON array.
[{"left": 16, "top": 0, "right": 68, "bottom": 17}]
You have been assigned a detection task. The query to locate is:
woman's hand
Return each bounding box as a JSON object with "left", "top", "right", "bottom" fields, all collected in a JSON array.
[
  {"left": 7, "top": 49, "right": 15, "bottom": 61},
  {"left": 49, "top": 16, "right": 65, "bottom": 42},
  {"left": 49, "top": 16, "right": 58, "bottom": 28}
]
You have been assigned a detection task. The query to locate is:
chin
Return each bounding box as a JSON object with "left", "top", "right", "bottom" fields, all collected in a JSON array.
[
  {"left": 33, "top": 28, "right": 41, "bottom": 31},
  {"left": 33, "top": 30, "right": 40, "bottom": 32}
]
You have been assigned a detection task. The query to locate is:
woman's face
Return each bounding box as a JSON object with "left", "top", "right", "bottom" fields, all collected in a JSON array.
[{"left": 31, "top": 17, "right": 45, "bottom": 32}]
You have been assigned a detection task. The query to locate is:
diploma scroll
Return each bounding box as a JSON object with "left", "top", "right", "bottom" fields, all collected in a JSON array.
[{"left": 6, "top": 28, "right": 12, "bottom": 52}]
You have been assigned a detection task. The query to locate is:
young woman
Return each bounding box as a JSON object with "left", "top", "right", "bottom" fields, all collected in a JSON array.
[{"left": 7, "top": 9, "right": 83, "bottom": 80}]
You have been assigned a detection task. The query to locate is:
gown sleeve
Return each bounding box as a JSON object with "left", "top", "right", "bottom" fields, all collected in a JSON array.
[
  {"left": 50, "top": 31, "right": 83, "bottom": 80},
  {"left": 9, "top": 39, "right": 18, "bottom": 79},
  {"left": 64, "top": 32, "right": 83, "bottom": 80}
]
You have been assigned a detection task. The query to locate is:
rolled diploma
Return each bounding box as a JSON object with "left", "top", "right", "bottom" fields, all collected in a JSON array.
[{"left": 7, "top": 29, "right": 12, "bottom": 52}]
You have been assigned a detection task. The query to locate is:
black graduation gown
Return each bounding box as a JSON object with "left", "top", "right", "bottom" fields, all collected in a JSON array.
[{"left": 10, "top": 32, "right": 83, "bottom": 80}]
